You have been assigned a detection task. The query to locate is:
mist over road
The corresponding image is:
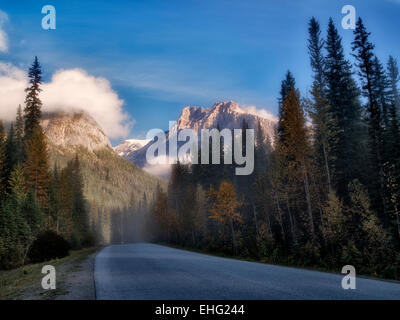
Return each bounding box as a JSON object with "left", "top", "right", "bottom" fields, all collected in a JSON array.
[{"left": 94, "top": 243, "right": 400, "bottom": 300}]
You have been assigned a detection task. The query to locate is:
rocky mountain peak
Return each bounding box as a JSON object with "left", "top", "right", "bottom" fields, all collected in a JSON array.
[
  {"left": 115, "top": 101, "right": 278, "bottom": 176},
  {"left": 176, "top": 100, "right": 277, "bottom": 136},
  {"left": 40, "top": 111, "right": 112, "bottom": 152}
]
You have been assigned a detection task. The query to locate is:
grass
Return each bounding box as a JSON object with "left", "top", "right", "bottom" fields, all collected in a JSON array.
[{"left": 0, "top": 247, "right": 98, "bottom": 300}]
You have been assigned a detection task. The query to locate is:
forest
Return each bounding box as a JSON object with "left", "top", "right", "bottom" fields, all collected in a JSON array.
[
  {"left": 0, "top": 57, "right": 94, "bottom": 269},
  {"left": 143, "top": 17, "right": 400, "bottom": 279}
]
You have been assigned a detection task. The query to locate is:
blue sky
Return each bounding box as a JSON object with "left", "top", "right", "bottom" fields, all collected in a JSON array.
[{"left": 0, "top": 0, "right": 399, "bottom": 144}]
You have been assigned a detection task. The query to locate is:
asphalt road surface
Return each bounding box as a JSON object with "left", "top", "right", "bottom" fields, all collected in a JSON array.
[{"left": 94, "top": 243, "right": 400, "bottom": 300}]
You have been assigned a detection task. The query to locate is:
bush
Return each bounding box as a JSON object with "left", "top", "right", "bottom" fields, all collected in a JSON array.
[
  {"left": 70, "top": 233, "right": 82, "bottom": 250},
  {"left": 28, "top": 230, "right": 70, "bottom": 263},
  {"left": 81, "top": 231, "right": 97, "bottom": 247}
]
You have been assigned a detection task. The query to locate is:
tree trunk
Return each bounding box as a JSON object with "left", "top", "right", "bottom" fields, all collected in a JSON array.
[
  {"left": 322, "top": 142, "right": 332, "bottom": 193},
  {"left": 302, "top": 157, "right": 315, "bottom": 238},
  {"left": 286, "top": 196, "right": 296, "bottom": 244},
  {"left": 253, "top": 203, "right": 259, "bottom": 237},
  {"left": 274, "top": 195, "right": 286, "bottom": 243},
  {"left": 395, "top": 204, "right": 400, "bottom": 239},
  {"left": 230, "top": 218, "right": 236, "bottom": 255}
]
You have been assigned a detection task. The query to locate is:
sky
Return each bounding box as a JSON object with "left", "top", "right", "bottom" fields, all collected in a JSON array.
[{"left": 0, "top": 0, "right": 399, "bottom": 145}]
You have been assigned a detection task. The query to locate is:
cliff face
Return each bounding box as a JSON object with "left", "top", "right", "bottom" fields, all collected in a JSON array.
[
  {"left": 40, "top": 112, "right": 112, "bottom": 153},
  {"left": 176, "top": 101, "right": 276, "bottom": 140}
]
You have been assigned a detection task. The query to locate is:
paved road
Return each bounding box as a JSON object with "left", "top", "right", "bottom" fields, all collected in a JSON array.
[{"left": 94, "top": 243, "right": 400, "bottom": 300}]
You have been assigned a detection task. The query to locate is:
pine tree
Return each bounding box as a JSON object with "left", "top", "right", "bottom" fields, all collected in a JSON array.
[
  {"left": 15, "top": 105, "right": 25, "bottom": 163},
  {"left": 307, "top": 17, "right": 332, "bottom": 193},
  {"left": 9, "top": 163, "right": 27, "bottom": 202},
  {"left": 352, "top": 17, "right": 387, "bottom": 219},
  {"left": 279, "top": 88, "right": 315, "bottom": 239},
  {"left": 308, "top": 17, "right": 326, "bottom": 93},
  {"left": 325, "top": 18, "right": 363, "bottom": 198},
  {"left": 387, "top": 56, "right": 400, "bottom": 160},
  {"left": 278, "top": 71, "right": 296, "bottom": 139},
  {"left": 4, "top": 124, "right": 17, "bottom": 193},
  {"left": 386, "top": 56, "right": 400, "bottom": 238},
  {"left": 23, "top": 126, "right": 50, "bottom": 209},
  {"left": 24, "top": 57, "right": 43, "bottom": 141}
]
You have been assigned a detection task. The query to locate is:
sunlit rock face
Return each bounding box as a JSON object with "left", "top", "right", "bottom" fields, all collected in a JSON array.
[
  {"left": 114, "top": 101, "right": 277, "bottom": 177},
  {"left": 40, "top": 111, "right": 112, "bottom": 153}
]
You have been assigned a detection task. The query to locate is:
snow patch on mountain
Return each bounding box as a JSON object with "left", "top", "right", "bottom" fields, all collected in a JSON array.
[{"left": 113, "top": 138, "right": 151, "bottom": 157}]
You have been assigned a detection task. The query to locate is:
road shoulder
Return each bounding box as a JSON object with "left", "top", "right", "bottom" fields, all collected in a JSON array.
[{"left": 0, "top": 247, "right": 99, "bottom": 300}]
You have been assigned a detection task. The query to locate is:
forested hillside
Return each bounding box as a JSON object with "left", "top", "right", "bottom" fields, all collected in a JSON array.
[{"left": 0, "top": 57, "right": 165, "bottom": 269}]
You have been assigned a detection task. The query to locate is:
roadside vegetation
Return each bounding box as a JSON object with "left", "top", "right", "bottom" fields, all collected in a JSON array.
[
  {"left": 0, "top": 247, "right": 97, "bottom": 300},
  {"left": 138, "top": 17, "right": 400, "bottom": 280}
]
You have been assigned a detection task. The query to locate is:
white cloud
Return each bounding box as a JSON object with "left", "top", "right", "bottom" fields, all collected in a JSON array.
[
  {"left": 0, "top": 63, "right": 27, "bottom": 118},
  {"left": 0, "top": 63, "right": 132, "bottom": 138},
  {"left": 0, "top": 10, "right": 8, "bottom": 52},
  {"left": 42, "top": 68, "right": 132, "bottom": 138},
  {"left": 239, "top": 104, "right": 278, "bottom": 122}
]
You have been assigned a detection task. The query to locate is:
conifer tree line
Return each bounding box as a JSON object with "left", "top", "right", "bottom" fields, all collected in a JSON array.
[
  {"left": 146, "top": 17, "right": 400, "bottom": 278},
  {"left": 0, "top": 57, "right": 94, "bottom": 269}
]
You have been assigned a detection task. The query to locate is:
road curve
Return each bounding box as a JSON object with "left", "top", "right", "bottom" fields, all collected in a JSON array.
[{"left": 94, "top": 243, "right": 400, "bottom": 300}]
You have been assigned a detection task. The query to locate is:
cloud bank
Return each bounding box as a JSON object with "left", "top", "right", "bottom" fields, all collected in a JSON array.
[
  {"left": 0, "top": 10, "right": 8, "bottom": 52},
  {"left": 0, "top": 63, "right": 132, "bottom": 138}
]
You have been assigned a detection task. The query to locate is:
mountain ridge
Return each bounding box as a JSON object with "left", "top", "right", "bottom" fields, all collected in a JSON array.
[{"left": 115, "top": 101, "right": 277, "bottom": 176}]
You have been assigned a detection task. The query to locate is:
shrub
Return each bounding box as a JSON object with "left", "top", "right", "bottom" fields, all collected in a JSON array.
[
  {"left": 70, "top": 233, "right": 82, "bottom": 250},
  {"left": 28, "top": 230, "right": 70, "bottom": 263},
  {"left": 81, "top": 231, "right": 97, "bottom": 247}
]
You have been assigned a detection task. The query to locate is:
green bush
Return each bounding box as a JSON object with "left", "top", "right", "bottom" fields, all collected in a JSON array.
[{"left": 28, "top": 230, "right": 70, "bottom": 263}]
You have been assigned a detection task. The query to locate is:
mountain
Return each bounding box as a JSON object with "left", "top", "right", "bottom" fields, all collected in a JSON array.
[
  {"left": 115, "top": 101, "right": 277, "bottom": 176},
  {"left": 41, "top": 111, "right": 165, "bottom": 243},
  {"left": 114, "top": 138, "right": 151, "bottom": 157},
  {"left": 41, "top": 112, "right": 112, "bottom": 153},
  {"left": 176, "top": 101, "right": 276, "bottom": 136}
]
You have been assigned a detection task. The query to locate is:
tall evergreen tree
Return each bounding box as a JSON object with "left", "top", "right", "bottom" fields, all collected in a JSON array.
[
  {"left": 24, "top": 57, "right": 43, "bottom": 141},
  {"left": 352, "top": 17, "right": 387, "bottom": 219},
  {"left": 15, "top": 105, "right": 25, "bottom": 163},
  {"left": 4, "top": 124, "right": 17, "bottom": 193},
  {"left": 386, "top": 56, "right": 400, "bottom": 238},
  {"left": 23, "top": 126, "right": 50, "bottom": 209},
  {"left": 325, "top": 18, "right": 363, "bottom": 198},
  {"left": 308, "top": 17, "right": 326, "bottom": 93},
  {"left": 278, "top": 71, "right": 296, "bottom": 142},
  {"left": 387, "top": 56, "right": 400, "bottom": 156},
  {"left": 307, "top": 17, "right": 332, "bottom": 193},
  {"left": 279, "top": 88, "right": 315, "bottom": 239}
]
